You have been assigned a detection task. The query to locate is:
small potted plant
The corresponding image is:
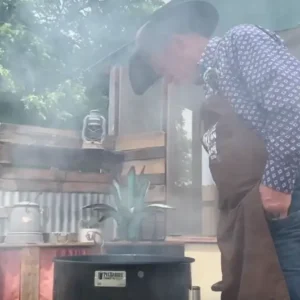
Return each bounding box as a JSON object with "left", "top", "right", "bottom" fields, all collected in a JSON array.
[
  {"left": 82, "top": 166, "right": 174, "bottom": 241},
  {"left": 78, "top": 215, "right": 103, "bottom": 245},
  {"left": 82, "top": 167, "right": 182, "bottom": 255}
]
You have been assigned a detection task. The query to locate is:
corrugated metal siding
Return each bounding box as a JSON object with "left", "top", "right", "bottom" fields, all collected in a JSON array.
[{"left": 0, "top": 191, "right": 116, "bottom": 238}]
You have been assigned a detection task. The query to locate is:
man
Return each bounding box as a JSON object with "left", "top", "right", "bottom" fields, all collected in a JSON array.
[{"left": 128, "top": 1, "right": 300, "bottom": 299}]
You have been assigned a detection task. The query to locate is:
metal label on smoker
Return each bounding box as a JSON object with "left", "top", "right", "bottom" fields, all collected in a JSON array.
[{"left": 94, "top": 271, "right": 126, "bottom": 287}]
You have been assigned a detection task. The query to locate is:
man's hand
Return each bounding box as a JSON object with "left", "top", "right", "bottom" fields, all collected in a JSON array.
[{"left": 259, "top": 184, "right": 291, "bottom": 219}]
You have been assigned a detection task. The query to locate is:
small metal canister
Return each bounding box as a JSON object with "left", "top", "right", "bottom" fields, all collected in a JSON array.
[{"left": 189, "top": 286, "right": 201, "bottom": 300}]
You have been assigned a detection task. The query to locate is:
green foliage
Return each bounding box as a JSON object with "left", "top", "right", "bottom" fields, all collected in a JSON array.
[
  {"left": 21, "top": 79, "right": 89, "bottom": 123},
  {"left": 82, "top": 166, "right": 174, "bottom": 241},
  {"left": 0, "top": 0, "right": 163, "bottom": 128}
]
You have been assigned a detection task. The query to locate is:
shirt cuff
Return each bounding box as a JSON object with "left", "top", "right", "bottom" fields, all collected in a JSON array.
[{"left": 262, "top": 158, "right": 297, "bottom": 194}]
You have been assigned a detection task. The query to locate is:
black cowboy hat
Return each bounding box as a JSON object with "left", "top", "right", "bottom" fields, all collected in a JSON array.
[{"left": 129, "top": 0, "right": 219, "bottom": 95}]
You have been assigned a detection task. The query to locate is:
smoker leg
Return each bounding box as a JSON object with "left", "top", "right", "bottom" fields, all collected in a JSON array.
[{"left": 189, "top": 286, "right": 201, "bottom": 300}]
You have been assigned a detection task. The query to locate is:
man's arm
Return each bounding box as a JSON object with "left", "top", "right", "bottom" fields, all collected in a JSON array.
[{"left": 222, "top": 24, "right": 300, "bottom": 195}]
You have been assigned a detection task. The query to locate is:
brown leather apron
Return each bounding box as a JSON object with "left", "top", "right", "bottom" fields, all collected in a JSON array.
[{"left": 201, "top": 94, "right": 290, "bottom": 300}]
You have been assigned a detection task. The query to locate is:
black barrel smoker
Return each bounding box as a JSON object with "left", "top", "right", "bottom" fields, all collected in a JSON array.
[{"left": 53, "top": 254, "right": 195, "bottom": 300}]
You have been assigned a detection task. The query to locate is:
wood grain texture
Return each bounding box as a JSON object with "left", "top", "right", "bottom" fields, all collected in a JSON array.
[
  {"left": 115, "top": 131, "right": 165, "bottom": 151},
  {"left": 122, "top": 158, "right": 165, "bottom": 175},
  {"left": 0, "top": 143, "right": 124, "bottom": 172},
  {"left": 0, "top": 177, "right": 165, "bottom": 195},
  {"left": 144, "top": 174, "right": 165, "bottom": 185},
  {"left": 0, "top": 179, "right": 111, "bottom": 193},
  {"left": 123, "top": 146, "right": 165, "bottom": 161},
  {"left": 0, "top": 167, "right": 113, "bottom": 183},
  {"left": 20, "top": 247, "right": 40, "bottom": 300},
  {"left": 0, "top": 122, "right": 165, "bottom": 157},
  {"left": 108, "top": 66, "right": 120, "bottom": 136},
  {"left": 0, "top": 123, "right": 115, "bottom": 149},
  {"left": 0, "top": 123, "right": 164, "bottom": 152},
  {"left": 0, "top": 167, "right": 164, "bottom": 192},
  {"left": 0, "top": 123, "right": 81, "bottom": 148}
]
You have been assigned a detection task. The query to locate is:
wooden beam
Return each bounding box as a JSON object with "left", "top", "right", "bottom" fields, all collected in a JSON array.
[
  {"left": 0, "top": 124, "right": 166, "bottom": 155},
  {"left": 143, "top": 174, "right": 165, "bottom": 185},
  {"left": 0, "top": 166, "right": 164, "bottom": 185},
  {"left": 0, "top": 123, "right": 81, "bottom": 148},
  {"left": 0, "top": 143, "right": 124, "bottom": 172},
  {"left": 0, "top": 175, "right": 165, "bottom": 196},
  {"left": 0, "top": 122, "right": 79, "bottom": 139},
  {"left": 0, "top": 179, "right": 111, "bottom": 193},
  {"left": 0, "top": 123, "right": 116, "bottom": 149},
  {"left": 115, "top": 131, "right": 165, "bottom": 151},
  {"left": 108, "top": 66, "right": 120, "bottom": 136},
  {"left": 20, "top": 247, "right": 40, "bottom": 300},
  {"left": 63, "top": 182, "right": 111, "bottom": 193},
  {"left": 122, "top": 158, "right": 165, "bottom": 175},
  {"left": 123, "top": 146, "right": 165, "bottom": 161},
  {"left": 0, "top": 167, "right": 112, "bottom": 183}
]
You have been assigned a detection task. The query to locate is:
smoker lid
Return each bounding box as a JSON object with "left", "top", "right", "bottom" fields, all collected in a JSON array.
[{"left": 54, "top": 254, "right": 195, "bottom": 265}]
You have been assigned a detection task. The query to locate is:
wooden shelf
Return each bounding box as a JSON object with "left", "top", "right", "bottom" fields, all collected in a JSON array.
[
  {"left": 0, "top": 167, "right": 165, "bottom": 193},
  {"left": 0, "top": 122, "right": 115, "bottom": 149},
  {"left": 0, "top": 167, "right": 112, "bottom": 182},
  {"left": 0, "top": 124, "right": 166, "bottom": 195},
  {"left": 0, "top": 178, "right": 112, "bottom": 193},
  {"left": 0, "top": 142, "right": 124, "bottom": 172}
]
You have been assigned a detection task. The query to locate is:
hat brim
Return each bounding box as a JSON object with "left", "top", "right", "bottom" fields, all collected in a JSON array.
[
  {"left": 129, "top": 52, "right": 161, "bottom": 95},
  {"left": 129, "top": 0, "right": 218, "bottom": 95}
]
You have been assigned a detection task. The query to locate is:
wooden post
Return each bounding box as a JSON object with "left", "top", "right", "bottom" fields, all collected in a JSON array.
[{"left": 20, "top": 247, "right": 40, "bottom": 300}]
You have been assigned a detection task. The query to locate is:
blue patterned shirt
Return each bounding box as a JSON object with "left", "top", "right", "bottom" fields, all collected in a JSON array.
[{"left": 200, "top": 24, "right": 300, "bottom": 194}]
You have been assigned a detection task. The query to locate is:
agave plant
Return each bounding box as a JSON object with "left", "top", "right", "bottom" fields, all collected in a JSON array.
[{"left": 82, "top": 166, "right": 174, "bottom": 241}]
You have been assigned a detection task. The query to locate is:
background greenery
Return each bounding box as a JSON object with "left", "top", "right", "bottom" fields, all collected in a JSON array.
[{"left": 0, "top": 0, "right": 163, "bottom": 129}]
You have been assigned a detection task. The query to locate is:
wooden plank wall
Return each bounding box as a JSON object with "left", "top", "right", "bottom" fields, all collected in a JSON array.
[
  {"left": 116, "top": 131, "right": 166, "bottom": 204},
  {"left": 0, "top": 167, "right": 113, "bottom": 193},
  {"left": 0, "top": 123, "right": 83, "bottom": 148},
  {"left": 116, "top": 130, "right": 166, "bottom": 239},
  {"left": 110, "top": 67, "right": 167, "bottom": 204},
  {"left": 0, "top": 123, "right": 166, "bottom": 203},
  {"left": 109, "top": 67, "right": 167, "bottom": 239}
]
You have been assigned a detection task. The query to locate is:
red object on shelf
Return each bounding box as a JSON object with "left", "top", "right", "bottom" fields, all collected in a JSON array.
[
  {"left": 0, "top": 244, "right": 98, "bottom": 300},
  {"left": 39, "top": 247, "right": 91, "bottom": 300},
  {"left": 0, "top": 250, "right": 21, "bottom": 300}
]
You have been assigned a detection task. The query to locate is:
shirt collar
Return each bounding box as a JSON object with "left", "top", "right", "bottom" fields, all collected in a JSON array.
[{"left": 198, "top": 36, "right": 222, "bottom": 76}]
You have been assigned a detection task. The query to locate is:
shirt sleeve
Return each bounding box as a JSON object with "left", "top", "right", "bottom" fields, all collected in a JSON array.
[{"left": 222, "top": 25, "right": 300, "bottom": 193}]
